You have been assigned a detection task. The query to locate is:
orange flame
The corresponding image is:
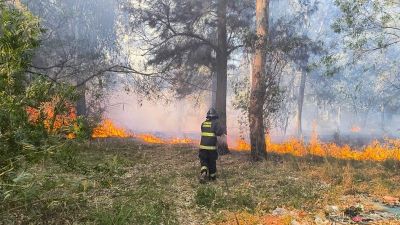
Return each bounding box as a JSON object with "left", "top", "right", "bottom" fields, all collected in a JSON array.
[
  {"left": 234, "top": 133, "right": 400, "bottom": 162},
  {"left": 92, "top": 119, "right": 130, "bottom": 138},
  {"left": 91, "top": 120, "right": 198, "bottom": 145},
  {"left": 134, "top": 134, "right": 197, "bottom": 145},
  {"left": 26, "top": 98, "right": 76, "bottom": 137},
  {"left": 91, "top": 120, "right": 400, "bottom": 162},
  {"left": 236, "top": 139, "right": 251, "bottom": 151},
  {"left": 135, "top": 134, "right": 165, "bottom": 144}
]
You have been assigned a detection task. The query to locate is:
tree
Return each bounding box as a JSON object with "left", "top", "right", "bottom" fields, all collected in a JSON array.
[
  {"left": 26, "top": 0, "right": 118, "bottom": 120},
  {"left": 294, "top": 1, "right": 313, "bottom": 138},
  {"left": 249, "top": 0, "right": 269, "bottom": 160},
  {"left": 216, "top": 0, "right": 228, "bottom": 137},
  {"left": 327, "top": 0, "right": 400, "bottom": 132},
  {"left": 123, "top": 0, "right": 253, "bottom": 150},
  {"left": 333, "top": 0, "right": 400, "bottom": 57},
  {"left": 233, "top": 2, "right": 325, "bottom": 145}
]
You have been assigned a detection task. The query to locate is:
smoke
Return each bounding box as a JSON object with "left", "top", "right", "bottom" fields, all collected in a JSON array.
[
  {"left": 103, "top": 88, "right": 247, "bottom": 142},
  {"left": 23, "top": 0, "right": 400, "bottom": 144},
  {"left": 105, "top": 91, "right": 208, "bottom": 136}
]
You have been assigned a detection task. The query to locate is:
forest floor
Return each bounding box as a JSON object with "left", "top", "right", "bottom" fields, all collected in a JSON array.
[{"left": 2, "top": 139, "right": 400, "bottom": 224}]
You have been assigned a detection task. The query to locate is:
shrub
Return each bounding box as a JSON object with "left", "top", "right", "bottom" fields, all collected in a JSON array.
[{"left": 0, "top": 3, "right": 78, "bottom": 175}]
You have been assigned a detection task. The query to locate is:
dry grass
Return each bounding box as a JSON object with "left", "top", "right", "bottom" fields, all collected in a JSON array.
[{"left": 1, "top": 140, "right": 400, "bottom": 224}]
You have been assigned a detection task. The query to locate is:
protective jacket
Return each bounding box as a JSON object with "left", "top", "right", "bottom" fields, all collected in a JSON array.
[{"left": 199, "top": 118, "right": 224, "bottom": 150}]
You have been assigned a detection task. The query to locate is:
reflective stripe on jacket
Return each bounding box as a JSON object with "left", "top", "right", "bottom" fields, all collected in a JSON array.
[{"left": 199, "top": 119, "right": 224, "bottom": 150}]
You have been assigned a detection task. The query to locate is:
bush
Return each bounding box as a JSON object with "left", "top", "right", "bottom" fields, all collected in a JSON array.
[{"left": 0, "top": 3, "right": 78, "bottom": 175}]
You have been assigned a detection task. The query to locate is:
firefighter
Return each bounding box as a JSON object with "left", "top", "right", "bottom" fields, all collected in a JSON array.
[{"left": 199, "top": 108, "right": 225, "bottom": 183}]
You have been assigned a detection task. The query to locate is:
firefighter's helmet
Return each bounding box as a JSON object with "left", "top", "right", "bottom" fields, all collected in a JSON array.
[{"left": 206, "top": 108, "right": 219, "bottom": 119}]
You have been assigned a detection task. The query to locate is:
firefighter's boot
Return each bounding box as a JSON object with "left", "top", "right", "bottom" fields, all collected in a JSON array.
[
  {"left": 199, "top": 166, "right": 208, "bottom": 184},
  {"left": 209, "top": 173, "right": 216, "bottom": 182}
]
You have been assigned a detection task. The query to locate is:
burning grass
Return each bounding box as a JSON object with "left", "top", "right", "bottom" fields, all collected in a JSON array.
[
  {"left": 234, "top": 133, "right": 400, "bottom": 162},
  {"left": 136, "top": 134, "right": 165, "bottom": 144},
  {"left": 134, "top": 134, "right": 197, "bottom": 145},
  {"left": 92, "top": 119, "right": 131, "bottom": 138},
  {"left": 92, "top": 119, "right": 400, "bottom": 163},
  {"left": 92, "top": 119, "right": 197, "bottom": 145}
]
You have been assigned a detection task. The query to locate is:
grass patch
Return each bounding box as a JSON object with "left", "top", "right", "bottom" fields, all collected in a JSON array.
[
  {"left": 195, "top": 185, "right": 256, "bottom": 212},
  {"left": 230, "top": 191, "right": 256, "bottom": 211},
  {"left": 353, "top": 171, "right": 372, "bottom": 183},
  {"left": 93, "top": 198, "right": 177, "bottom": 225},
  {"left": 3, "top": 141, "right": 400, "bottom": 224},
  {"left": 0, "top": 141, "right": 141, "bottom": 224},
  {"left": 91, "top": 175, "right": 178, "bottom": 225},
  {"left": 195, "top": 185, "right": 228, "bottom": 210},
  {"left": 270, "top": 179, "right": 321, "bottom": 209}
]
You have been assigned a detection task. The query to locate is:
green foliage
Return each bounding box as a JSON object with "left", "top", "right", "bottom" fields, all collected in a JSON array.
[
  {"left": 231, "top": 69, "right": 284, "bottom": 131},
  {"left": 0, "top": 4, "right": 78, "bottom": 173},
  {"left": 0, "top": 3, "right": 42, "bottom": 93},
  {"left": 333, "top": 0, "right": 400, "bottom": 53},
  {"left": 0, "top": 4, "right": 41, "bottom": 164},
  {"left": 0, "top": 75, "right": 77, "bottom": 168},
  {"left": 320, "top": 54, "right": 342, "bottom": 77},
  {"left": 72, "top": 116, "right": 93, "bottom": 140},
  {"left": 52, "top": 142, "right": 84, "bottom": 172},
  {"left": 0, "top": 5, "right": 36, "bottom": 133}
]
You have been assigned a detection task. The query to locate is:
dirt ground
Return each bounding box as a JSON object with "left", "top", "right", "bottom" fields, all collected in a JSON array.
[{"left": 2, "top": 139, "right": 400, "bottom": 224}]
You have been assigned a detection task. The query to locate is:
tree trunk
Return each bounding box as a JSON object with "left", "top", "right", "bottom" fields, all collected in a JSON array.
[
  {"left": 249, "top": 0, "right": 268, "bottom": 160},
  {"left": 381, "top": 104, "right": 385, "bottom": 131},
  {"left": 76, "top": 83, "right": 87, "bottom": 117},
  {"left": 72, "top": 1, "right": 87, "bottom": 118},
  {"left": 216, "top": 0, "right": 229, "bottom": 154},
  {"left": 211, "top": 72, "right": 217, "bottom": 108},
  {"left": 336, "top": 106, "right": 341, "bottom": 132},
  {"left": 296, "top": 69, "right": 306, "bottom": 138}
]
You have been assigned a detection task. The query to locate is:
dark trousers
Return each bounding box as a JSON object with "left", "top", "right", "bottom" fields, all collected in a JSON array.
[{"left": 199, "top": 149, "right": 218, "bottom": 175}]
